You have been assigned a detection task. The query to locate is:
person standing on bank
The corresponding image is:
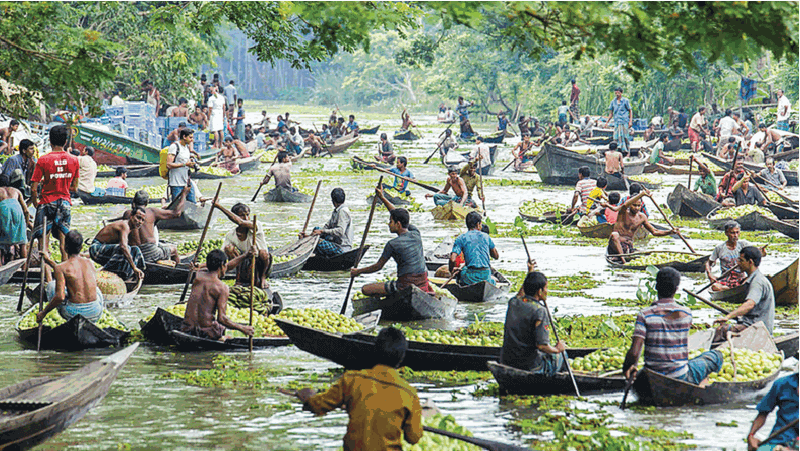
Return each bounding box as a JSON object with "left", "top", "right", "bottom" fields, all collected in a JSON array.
[{"left": 166, "top": 128, "right": 197, "bottom": 202}]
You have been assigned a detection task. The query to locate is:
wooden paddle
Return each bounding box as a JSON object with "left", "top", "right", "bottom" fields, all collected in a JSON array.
[
  {"left": 251, "top": 155, "right": 278, "bottom": 202},
  {"left": 682, "top": 289, "right": 731, "bottom": 315},
  {"left": 17, "top": 206, "right": 40, "bottom": 312},
  {"left": 438, "top": 266, "right": 462, "bottom": 289},
  {"left": 745, "top": 169, "right": 799, "bottom": 211},
  {"left": 358, "top": 161, "right": 440, "bottom": 193},
  {"left": 423, "top": 426, "right": 532, "bottom": 451},
  {"left": 477, "top": 158, "right": 487, "bottom": 214},
  {"left": 645, "top": 194, "right": 695, "bottom": 253},
  {"left": 302, "top": 180, "right": 323, "bottom": 236},
  {"left": 340, "top": 176, "right": 383, "bottom": 315},
  {"left": 423, "top": 122, "right": 454, "bottom": 164},
  {"left": 36, "top": 216, "right": 47, "bottom": 352},
  {"left": 248, "top": 215, "right": 258, "bottom": 352},
  {"left": 727, "top": 331, "right": 737, "bottom": 381},
  {"left": 687, "top": 156, "right": 694, "bottom": 189},
  {"left": 760, "top": 418, "right": 800, "bottom": 446},
  {"left": 696, "top": 264, "right": 739, "bottom": 294},
  {"left": 620, "top": 373, "right": 635, "bottom": 410},
  {"left": 178, "top": 183, "right": 222, "bottom": 304}
]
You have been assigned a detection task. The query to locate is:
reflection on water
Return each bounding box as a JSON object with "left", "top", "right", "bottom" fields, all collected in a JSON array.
[{"left": 0, "top": 107, "right": 796, "bottom": 450}]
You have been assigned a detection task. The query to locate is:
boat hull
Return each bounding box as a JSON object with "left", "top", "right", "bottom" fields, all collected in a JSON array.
[
  {"left": 351, "top": 285, "right": 456, "bottom": 321},
  {"left": 303, "top": 246, "right": 370, "bottom": 272},
  {"left": 666, "top": 184, "right": 721, "bottom": 218},
  {"left": 488, "top": 361, "right": 626, "bottom": 396},
  {"left": 533, "top": 142, "right": 646, "bottom": 190}
]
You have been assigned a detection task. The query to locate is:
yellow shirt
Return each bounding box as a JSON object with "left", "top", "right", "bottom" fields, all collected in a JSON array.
[
  {"left": 306, "top": 364, "right": 423, "bottom": 451},
  {"left": 586, "top": 187, "right": 606, "bottom": 211}
]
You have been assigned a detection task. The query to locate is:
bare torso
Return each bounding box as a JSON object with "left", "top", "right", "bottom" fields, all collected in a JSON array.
[
  {"left": 59, "top": 256, "right": 98, "bottom": 304},
  {"left": 94, "top": 220, "right": 130, "bottom": 244},
  {"left": 183, "top": 270, "right": 226, "bottom": 328},
  {"left": 605, "top": 151, "right": 623, "bottom": 173},
  {"left": 613, "top": 207, "right": 648, "bottom": 241},
  {"left": 445, "top": 177, "right": 467, "bottom": 198}
]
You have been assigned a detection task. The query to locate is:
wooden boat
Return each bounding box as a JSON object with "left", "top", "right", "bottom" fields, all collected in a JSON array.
[
  {"left": 393, "top": 129, "right": 420, "bottom": 141},
  {"left": 27, "top": 278, "right": 142, "bottom": 309},
  {"left": 487, "top": 361, "right": 626, "bottom": 396},
  {"left": 0, "top": 258, "right": 25, "bottom": 286},
  {"left": 169, "top": 330, "right": 291, "bottom": 351},
  {"left": 702, "top": 152, "right": 798, "bottom": 186},
  {"left": 72, "top": 123, "right": 163, "bottom": 165},
  {"left": 766, "top": 202, "right": 799, "bottom": 221},
  {"left": 157, "top": 194, "right": 211, "bottom": 231},
  {"left": 454, "top": 145, "right": 498, "bottom": 176},
  {"left": 0, "top": 343, "right": 138, "bottom": 450},
  {"left": 14, "top": 260, "right": 191, "bottom": 287},
  {"left": 303, "top": 246, "right": 371, "bottom": 272},
  {"left": 650, "top": 162, "right": 726, "bottom": 176},
  {"left": 325, "top": 135, "right": 360, "bottom": 154},
  {"left": 269, "top": 236, "right": 318, "bottom": 279},
  {"left": 139, "top": 307, "right": 186, "bottom": 346},
  {"left": 518, "top": 200, "right": 578, "bottom": 225},
  {"left": 577, "top": 222, "right": 651, "bottom": 240},
  {"left": 264, "top": 186, "right": 312, "bottom": 203},
  {"left": 633, "top": 323, "right": 782, "bottom": 406},
  {"left": 762, "top": 217, "right": 799, "bottom": 240},
  {"left": 666, "top": 184, "right": 721, "bottom": 218},
  {"left": 775, "top": 332, "right": 799, "bottom": 358},
  {"left": 238, "top": 153, "right": 262, "bottom": 173},
  {"left": 707, "top": 207, "right": 774, "bottom": 231},
  {"left": 710, "top": 258, "right": 798, "bottom": 306},
  {"left": 628, "top": 178, "right": 662, "bottom": 190},
  {"left": 359, "top": 125, "right": 380, "bottom": 135},
  {"left": 532, "top": 142, "right": 646, "bottom": 191},
  {"left": 605, "top": 251, "right": 710, "bottom": 273},
  {"left": 431, "top": 201, "right": 481, "bottom": 221},
  {"left": 351, "top": 285, "right": 457, "bottom": 321},
  {"left": 275, "top": 317, "right": 598, "bottom": 371},
  {"left": 432, "top": 269, "right": 510, "bottom": 303},
  {"left": 367, "top": 193, "right": 409, "bottom": 206},
  {"left": 77, "top": 190, "right": 132, "bottom": 205},
  {"left": 481, "top": 131, "right": 505, "bottom": 144},
  {"left": 16, "top": 305, "right": 130, "bottom": 351},
  {"left": 96, "top": 164, "right": 159, "bottom": 178},
  {"left": 351, "top": 156, "right": 390, "bottom": 171}
]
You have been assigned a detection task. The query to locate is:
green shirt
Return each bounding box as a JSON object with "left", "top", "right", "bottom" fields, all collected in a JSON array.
[{"left": 694, "top": 173, "right": 717, "bottom": 196}]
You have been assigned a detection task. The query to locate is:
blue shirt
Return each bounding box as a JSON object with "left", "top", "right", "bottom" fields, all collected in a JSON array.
[
  {"left": 451, "top": 230, "right": 495, "bottom": 269},
  {"left": 347, "top": 121, "right": 358, "bottom": 131},
  {"left": 390, "top": 167, "right": 413, "bottom": 192},
  {"left": 277, "top": 120, "right": 286, "bottom": 130},
  {"left": 498, "top": 117, "right": 508, "bottom": 130},
  {"left": 609, "top": 97, "right": 632, "bottom": 125},
  {"left": 1, "top": 154, "right": 33, "bottom": 179},
  {"left": 756, "top": 373, "right": 799, "bottom": 445}
]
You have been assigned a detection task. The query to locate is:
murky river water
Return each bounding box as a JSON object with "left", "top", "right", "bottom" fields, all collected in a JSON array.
[{"left": 1, "top": 105, "right": 797, "bottom": 450}]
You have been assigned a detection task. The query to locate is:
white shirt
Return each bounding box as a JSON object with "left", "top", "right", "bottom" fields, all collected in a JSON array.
[
  {"left": 223, "top": 227, "right": 267, "bottom": 255},
  {"left": 777, "top": 95, "right": 791, "bottom": 121},
  {"left": 209, "top": 93, "right": 225, "bottom": 117},
  {"left": 223, "top": 84, "right": 237, "bottom": 105},
  {"left": 111, "top": 95, "right": 124, "bottom": 106},
  {"left": 77, "top": 155, "right": 97, "bottom": 193},
  {"left": 470, "top": 143, "right": 491, "bottom": 169},
  {"left": 718, "top": 116, "right": 738, "bottom": 138},
  {"left": 749, "top": 131, "right": 766, "bottom": 151}
]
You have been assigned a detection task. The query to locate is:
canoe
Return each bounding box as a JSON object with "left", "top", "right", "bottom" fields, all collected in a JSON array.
[
  {"left": 359, "top": 125, "right": 380, "bottom": 135},
  {"left": 72, "top": 123, "right": 162, "bottom": 165},
  {"left": 775, "top": 332, "right": 799, "bottom": 358},
  {"left": 577, "top": 222, "right": 651, "bottom": 241},
  {"left": 766, "top": 202, "right": 799, "bottom": 221},
  {"left": 487, "top": 361, "right": 626, "bottom": 396},
  {"left": 157, "top": 195, "right": 212, "bottom": 231},
  {"left": 762, "top": 217, "right": 798, "bottom": 240},
  {"left": 650, "top": 162, "right": 726, "bottom": 176},
  {"left": 27, "top": 278, "right": 142, "bottom": 310},
  {"left": 351, "top": 156, "right": 391, "bottom": 171},
  {"left": 351, "top": 285, "right": 457, "bottom": 321},
  {"left": 16, "top": 305, "right": 130, "bottom": 351},
  {"left": 666, "top": 184, "right": 721, "bottom": 218},
  {"left": 275, "top": 317, "right": 599, "bottom": 371},
  {"left": 169, "top": 330, "right": 291, "bottom": 351},
  {"left": 303, "top": 246, "right": 371, "bottom": 272},
  {"left": 0, "top": 258, "right": 25, "bottom": 286},
  {"left": 269, "top": 236, "right": 319, "bottom": 279},
  {"left": 702, "top": 152, "right": 798, "bottom": 187},
  {"left": 633, "top": 323, "right": 782, "bottom": 406},
  {"left": 96, "top": 164, "right": 159, "bottom": 178},
  {"left": 605, "top": 251, "right": 710, "bottom": 273},
  {"left": 139, "top": 307, "right": 186, "bottom": 346},
  {"left": 394, "top": 129, "right": 421, "bottom": 141},
  {"left": 238, "top": 153, "right": 262, "bottom": 173},
  {"left": 518, "top": 200, "right": 578, "bottom": 225},
  {"left": 264, "top": 186, "right": 312, "bottom": 203},
  {"left": 78, "top": 190, "right": 132, "bottom": 205},
  {"left": 532, "top": 142, "right": 646, "bottom": 191},
  {"left": 481, "top": 131, "right": 505, "bottom": 144},
  {"left": 367, "top": 193, "right": 409, "bottom": 206},
  {"left": 325, "top": 135, "right": 360, "bottom": 154},
  {"left": 440, "top": 271, "right": 510, "bottom": 303},
  {"left": 455, "top": 145, "right": 498, "bottom": 176},
  {"left": 628, "top": 178, "right": 662, "bottom": 190},
  {"left": 431, "top": 201, "right": 481, "bottom": 221},
  {"left": 707, "top": 207, "right": 774, "bottom": 231},
  {"left": 0, "top": 343, "right": 137, "bottom": 450},
  {"left": 710, "top": 258, "right": 798, "bottom": 306}
]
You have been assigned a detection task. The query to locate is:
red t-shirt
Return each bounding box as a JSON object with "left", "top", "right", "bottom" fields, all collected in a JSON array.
[{"left": 31, "top": 151, "right": 79, "bottom": 205}]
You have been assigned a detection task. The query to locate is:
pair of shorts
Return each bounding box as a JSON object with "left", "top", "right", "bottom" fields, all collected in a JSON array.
[
  {"left": 607, "top": 239, "right": 635, "bottom": 259},
  {"left": 33, "top": 199, "right": 71, "bottom": 239}
]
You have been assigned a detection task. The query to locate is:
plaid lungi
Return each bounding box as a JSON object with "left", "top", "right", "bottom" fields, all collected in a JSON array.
[{"left": 89, "top": 239, "right": 146, "bottom": 280}]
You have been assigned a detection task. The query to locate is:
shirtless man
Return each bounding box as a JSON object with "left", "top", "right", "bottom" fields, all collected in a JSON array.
[
  {"left": 512, "top": 133, "right": 535, "bottom": 170},
  {"left": 0, "top": 120, "right": 19, "bottom": 155},
  {"left": 181, "top": 249, "right": 254, "bottom": 341},
  {"left": 36, "top": 230, "right": 105, "bottom": 323},
  {"left": 170, "top": 98, "right": 189, "bottom": 117},
  {"left": 259, "top": 151, "right": 301, "bottom": 192},
  {"left": 560, "top": 125, "right": 587, "bottom": 146},
  {"left": 604, "top": 142, "right": 624, "bottom": 177},
  {"left": 89, "top": 207, "right": 147, "bottom": 281},
  {"left": 601, "top": 189, "right": 678, "bottom": 263},
  {"left": 754, "top": 124, "right": 784, "bottom": 155},
  {"left": 426, "top": 166, "right": 475, "bottom": 208},
  {"left": 167, "top": 123, "right": 188, "bottom": 143},
  {"left": 303, "top": 132, "right": 326, "bottom": 156},
  {"left": 123, "top": 188, "right": 187, "bottom": 265},
  {"left": 401, "top": 109, "right": 413, "bottom": 131},
  {"left": 188, "top": 105, "right": 208, "bottom": 130}
]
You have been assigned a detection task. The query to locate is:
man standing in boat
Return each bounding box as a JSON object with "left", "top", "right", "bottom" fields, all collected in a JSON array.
[
  {"left": 570, "top": 79, "right": 580, "bottom": 123},
  {"left": 124, "top": 188, "right": 187, "bottom": 266},
  {"left": 181, "top": 249, "right": 255, "bottom": 341},
  {"left": 689, "top": 106, "right": 709, "bottom": 152},
  {"left": 459, "top": 160, "right": 484, "bottom": 207},
  {"left": 426, "top": 166, "right": 475, "bottom": 208},
  {"left": 450, "top": 211, "right": 498, "bottom": 287},
  {"left": 601, "top": 189, "right": 678, "bottom": 263},
  {"left": 300, "top": 188, "right": 352, "bottom": 258},
  {"left": 438, "top": 128, "right": 458, "bottom": 159},
  {"left": 623, "top": 267, "right": 723, "bottom": 386},
  {"left": 604, "top": 87, "right": 633, "bottom": 155},
  {"left": 500, "top": 263, "right": 567, "bottom": 375},
  {"left": 36, "top": 230, "right": 105, "bottom": 324},
  {"left": 351, "top": 186, "right": 433, "bottom": 295},
  {"left": 166, "top": 128, "right": 198, "bottom": 203},
  {"left": 89, "top": 207, "right": 146, "bottom": 282}
]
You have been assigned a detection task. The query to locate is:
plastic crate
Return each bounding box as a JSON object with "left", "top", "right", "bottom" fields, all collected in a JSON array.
[
  {"left": 104, "top": 106, "right": 124, "bottom": 117},
  {"left": 108, "top": 115, "right": 125, "bottom": 125},
  {"left": 156, "top": 117, "right": 166, "bottom": 129}
]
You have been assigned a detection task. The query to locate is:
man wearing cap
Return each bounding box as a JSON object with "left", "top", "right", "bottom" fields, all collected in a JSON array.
[
  {"left": 605, "top": 87, "right": 633, "bottom": 154},
  {"left": 426, "top": 166, "right": 475, "bottom": 208}
]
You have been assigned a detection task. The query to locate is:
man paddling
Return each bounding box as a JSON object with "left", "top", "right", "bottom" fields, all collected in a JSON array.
[
  {"left": 258, "top": 151, "right": 301, "bottom": 193},
  {"left": 512, "top": 133, "right": 534, "bottom": 171},
  {"left": 706, "top": 221, "right": 767, "bottom": 292},
  {"left": 450, "top": 211, "right": 498, "bottom": 286},
  {"left": 214, "top": 201, "right": 271, "bottom": 289},
  {"left": 89, "top": 207, "right": 146, "bottom": 281},
  {"left": 383, "top": 156, "right": 414, "bottom": 196},
  {"left": 351, "top": 186, "right": 433, "bottom": 295},
  {"left": 712, "top": 246, "right": 775, "bottom": 342},
  {"left": 690, "top": 156, "right": 717, "bottom": 197},
  {"left": 438, "top": 128, "right": 458, "bottom": 159},
  {"left": 601, "top": 189, "right": 678, "bottom": 263},
  {"left": 623, "top": 267, "right": 723, "bottom": 386},
  {"left": 294, "top": 327, "right": 422, "bottom": 451},
  {"left": 746, "top": 372, "right": 798, "bottom": 451},
  {"left": 300, "top": 188, "right": 352, "bottom": 258},
  {"left": 181, "top": 249, "right": 255, "bottom": 341},
  {"left": 123, "top": 189, "right": 186, "bottom": 265},
  {"left": 36, "top": 230, "right": 105, "bottom": 324},
  {"left": 426, "top": 166, "right": 475, "bottom": 208},
  {"left": 459, "top": 161, "right": 484, "bottom": 207}
]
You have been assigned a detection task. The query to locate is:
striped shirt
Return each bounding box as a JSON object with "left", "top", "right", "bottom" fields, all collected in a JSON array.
[
  {"left": 633, "top": 298, "right": 692, "bottom": 378},
  {"left": 575, "top": 178, "right": 597, "bottom": 213}
]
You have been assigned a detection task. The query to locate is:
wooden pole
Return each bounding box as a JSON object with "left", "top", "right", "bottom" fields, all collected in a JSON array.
[
  {"left": 696, "top": 264, "right": 739, "bottom": 294},
  {"left": 646, "top": 196, "right": 695, "bottom": 253},
  {"left": 251, "top": 155, "right": 278, "bottom": 202},
  {"left": 249, "top": 215, "right": 257, "bottom": 352},
  {"left": 620, "top": 375, "right": 634, "bottom": 410},
  {"left": 423, "top": 122, "right": 454, "bottom": 164},
  {"left": 422, "top": 426, "right": 531, "bottom": 451},
  {"left": 477, "top": 159, "right": 487, "bottom": 214},
  {"left": 301, "top": 180, "right": 323, "bottom": 236},
  {"left": 36, "top": 217, "right": 47, "bottom": 352},
  {"left": 727, "top": 331, "right": 737, "bottom": 381},
  {"left": 178, "top": 183, "right": 223, "bottom": 303},
  {"left": 687, "top": 156, "right": 694, "bottom": 189},
  {"left": 542, "top": 297, "right": 581, "bottom": 397},
  {"left": 682, "top": 289, "right": 731, "bottom": 315},
  {"left": 354, "top": 159, "right": 439, "bottom": 192},
  {"left": 17, "top": 207, "right": 40, "bottom": 311},
  {"left": 340, "top": 177, "right": 383, "bottom": 315}
]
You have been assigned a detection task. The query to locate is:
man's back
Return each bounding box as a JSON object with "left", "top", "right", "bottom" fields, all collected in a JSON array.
[
  {"left": 60, "top": 256, "right": 98, "bottom": 304},
  {"left": 633, "top": 300, "right": 692, "bottom": 378},
  {"left": 184, "top": 270, "right": 224, "bottom": 329},
  {"left": 500, "top": 295, "right": 548, "bottom": 370},
  {"left": 32, "top": 151, "right": 79, "bottom": 204},
  {"left": 383, "top": 225, "right": 425, "bottom": 277}
]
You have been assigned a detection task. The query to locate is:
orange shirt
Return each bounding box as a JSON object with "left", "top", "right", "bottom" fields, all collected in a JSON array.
[{"left": 306, "top": 364, "right": 423, "bottom": 451}]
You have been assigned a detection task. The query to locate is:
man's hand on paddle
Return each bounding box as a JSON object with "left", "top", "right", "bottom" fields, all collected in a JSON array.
[
  {"left": 624, "top": 364, "right": 637, "bottom": 381},
  {"left": 526, "top": 259, "right": 537, "bottom": 273},
  {"left": 134, "top": 268, "right": 145, "bottom": 281},
  {"left": 375, "top": 185, "right": 386, "bottom": 200}
]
